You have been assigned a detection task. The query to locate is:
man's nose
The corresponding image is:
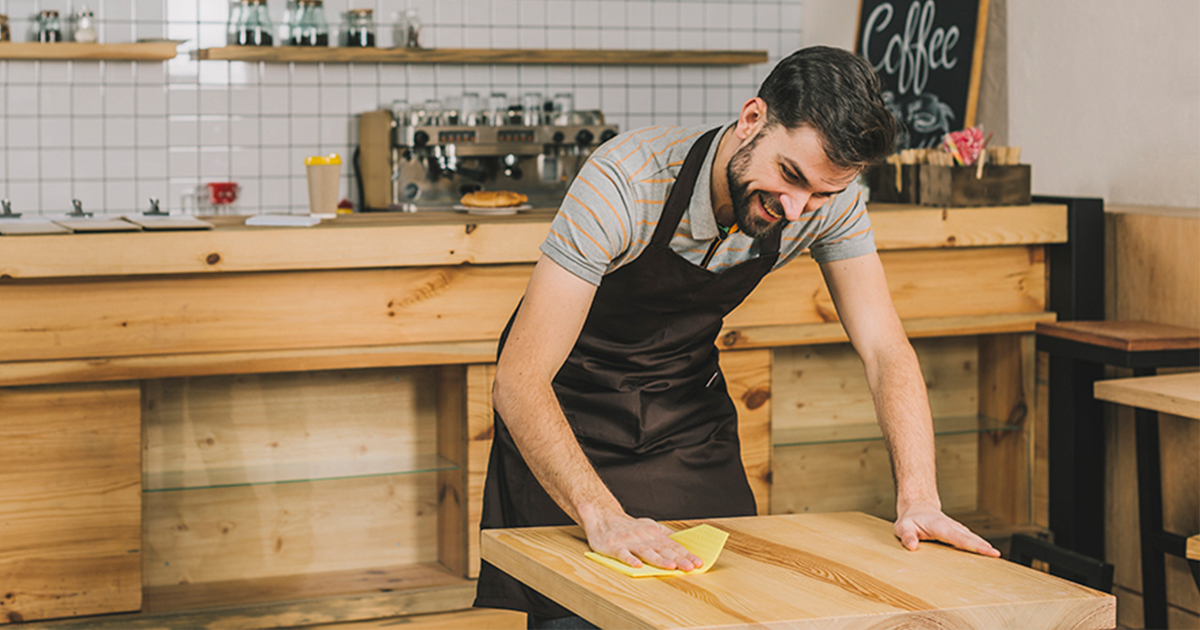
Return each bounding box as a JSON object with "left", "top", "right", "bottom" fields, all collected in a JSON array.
[{"left": 779, "top": 192, "right": 810, "bottom": 221}]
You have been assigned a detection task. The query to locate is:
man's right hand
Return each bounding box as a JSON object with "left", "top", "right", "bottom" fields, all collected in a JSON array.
[{"left": 582, "top": 510, "right": 703, "bottom": 571}]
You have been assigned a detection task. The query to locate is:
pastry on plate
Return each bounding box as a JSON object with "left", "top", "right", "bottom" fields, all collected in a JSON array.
[{"left": 459, "top": 190, "right": 528, "bottom": 208}]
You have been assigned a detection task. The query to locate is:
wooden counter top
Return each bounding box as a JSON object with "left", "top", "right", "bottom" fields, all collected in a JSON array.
[
  {"left": 0, "top": 203, "right": 1067, "bottom": 279},
  {"left": 481, "top": 512, "right": 1115, "bottom": 629}
]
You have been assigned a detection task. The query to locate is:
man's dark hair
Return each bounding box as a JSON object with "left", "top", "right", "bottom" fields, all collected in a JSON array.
[{"left": 757, "top": 46, "right": 896, "bottom": 169}]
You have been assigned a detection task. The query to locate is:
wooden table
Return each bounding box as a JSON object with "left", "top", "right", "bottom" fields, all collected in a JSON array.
[
  {"left": 481, "top": 512, "right": 1115, "bottom": 629},
  {"left": 1093, "top": 372, "right": 1200, "bottom": 421},
  {"left": 1094, "top": 371, "right": 1200, "bottom": 605}
]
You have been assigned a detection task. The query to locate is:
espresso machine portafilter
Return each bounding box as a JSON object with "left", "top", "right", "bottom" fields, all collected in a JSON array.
[{"left": 357, "top": 93, "right": 618, "bottom": 212}]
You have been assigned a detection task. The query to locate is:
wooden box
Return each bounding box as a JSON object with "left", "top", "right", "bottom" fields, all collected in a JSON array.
[
  {"left": 920, "top": 164, "right": 1031, "bottom": 207},
  {"left": 865, "top": 163, "right": 921, "bottom": 204}
]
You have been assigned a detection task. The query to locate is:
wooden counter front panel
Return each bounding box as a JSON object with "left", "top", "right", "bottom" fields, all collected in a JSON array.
[
  {"left": 141, "top": 368, "right": 440, "bottom": 587},
  {"left": 0, "top": 383, "right": 141, "bottom": 624},
  {"left": 0, "top": 246, "right": 1045, "bottom": 365}
]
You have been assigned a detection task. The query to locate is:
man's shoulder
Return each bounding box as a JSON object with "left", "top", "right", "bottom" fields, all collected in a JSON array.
[{"left": 590, "top": 124, "right": 714, "bottom": 182}]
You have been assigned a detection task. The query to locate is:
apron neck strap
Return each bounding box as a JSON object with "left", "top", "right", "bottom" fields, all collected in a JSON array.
[{"left": 651, "top": 127, "right": 722, "bottom": 247}]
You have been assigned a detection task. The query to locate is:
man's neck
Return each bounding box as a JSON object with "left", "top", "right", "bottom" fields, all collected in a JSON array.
[{"left": 710, "top": 125, "right": 737, "bottom": 229}]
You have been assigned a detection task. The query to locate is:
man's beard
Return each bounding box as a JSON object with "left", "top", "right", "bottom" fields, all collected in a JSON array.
[{"left": 726, "top": 134, "right": 787, "bottom": 239}]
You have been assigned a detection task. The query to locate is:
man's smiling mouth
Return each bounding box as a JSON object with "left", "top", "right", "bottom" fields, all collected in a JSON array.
[{"left": 759, "top": 192, "right": 782, "bottom": 220}]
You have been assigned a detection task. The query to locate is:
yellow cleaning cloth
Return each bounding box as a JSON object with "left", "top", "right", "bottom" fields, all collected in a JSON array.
[{"left": 584, "top": 524, "right": 729, "bottom": 578}]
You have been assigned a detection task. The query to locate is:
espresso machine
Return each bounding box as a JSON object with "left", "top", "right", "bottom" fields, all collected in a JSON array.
[{"left": 357, "top": 92, "right": 618, "bottom": 212}]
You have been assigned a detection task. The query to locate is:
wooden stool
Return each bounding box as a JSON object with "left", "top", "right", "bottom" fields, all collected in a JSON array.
[{"left": 1037, "top": 320, "right": 1199, "bottom": 629}]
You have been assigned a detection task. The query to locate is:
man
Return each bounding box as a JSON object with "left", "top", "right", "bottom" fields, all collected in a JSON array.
[{"left": 475, "top": 46, "right": 1001, "bottom": 628}]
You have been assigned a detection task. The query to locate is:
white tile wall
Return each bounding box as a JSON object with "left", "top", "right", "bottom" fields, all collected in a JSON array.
[{"left": 1, "top": 0, "right": 803, "bottom": 215}]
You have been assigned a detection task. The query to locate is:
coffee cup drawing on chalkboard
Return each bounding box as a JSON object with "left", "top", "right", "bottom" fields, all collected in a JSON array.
[
  {"left": 858, "top": 0, "right": 988, "bottom": 151},
  {"left": 885, "top": 92, "right": 956, "bottom": 150}
]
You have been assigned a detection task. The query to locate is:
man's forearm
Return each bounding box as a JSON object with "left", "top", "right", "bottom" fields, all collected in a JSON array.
[
  {"left": 864, "top": 342, "right": 940, "bottom": 510},
  {"left": 492, "top": 371, "right": 625, "bottom": 528}
]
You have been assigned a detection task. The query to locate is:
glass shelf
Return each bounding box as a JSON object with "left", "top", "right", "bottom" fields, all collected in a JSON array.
[
  {"left": 773, "top": 415, "right": 1019, "bottom": 448},
  {"left": 144, "top": 453, "right": 457, "bottom": 493}
]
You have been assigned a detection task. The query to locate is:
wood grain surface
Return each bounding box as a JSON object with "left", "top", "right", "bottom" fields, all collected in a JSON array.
[
  {"left": 0, "top": 383, "right": 142, "bottom": 623},
  {"left": 0, "top": 41, "right": 180, "bottom": 60},
  {"left": 0, "top": 204, "right": 1065, "bottom": 280},
  {"left": 482, "top": 512, "right": 1114, "bottom": 629},
  {"left": 1035, "top": 320, "right": 1200, "bottom": 352},
  {"left": 1189, "top": 535, "right": 1199, "bottom": 561},
  {"left": 1094, "top": 372, "right": 1200, "bottom": 420}
]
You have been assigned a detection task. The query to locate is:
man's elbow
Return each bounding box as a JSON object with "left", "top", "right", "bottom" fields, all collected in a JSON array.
[{"left": 491, "top": 354, "right": 544, "bottom": 420}]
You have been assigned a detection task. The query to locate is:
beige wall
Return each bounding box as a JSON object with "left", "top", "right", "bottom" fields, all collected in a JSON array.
[
  {"left": 1007, "top": 0, "right": 1200, "bottom": 207},
  {"left": 804, "top": 0, "right": 1200, "bottom": 208}
]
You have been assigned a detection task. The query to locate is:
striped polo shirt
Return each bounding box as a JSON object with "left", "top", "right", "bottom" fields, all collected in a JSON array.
[{"left": 541, "top": 123, "right": 876, "bottom": 286}]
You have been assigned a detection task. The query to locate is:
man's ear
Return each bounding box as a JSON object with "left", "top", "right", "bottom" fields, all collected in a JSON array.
[{"left": 734, "top": 97, "right": 768, "bottom": 142}]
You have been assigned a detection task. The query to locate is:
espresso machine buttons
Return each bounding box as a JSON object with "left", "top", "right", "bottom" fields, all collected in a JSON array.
[{"left": 574, "top": 129, "right": 594, "bottom": 146}]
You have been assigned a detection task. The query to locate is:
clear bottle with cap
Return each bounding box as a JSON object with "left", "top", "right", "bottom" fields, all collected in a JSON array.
[
  {"left": 346, "top": 8, "right": 375, "bottom": 47},
  {"left": 236, "top": 0, "right": 274, "bottom": 46},
  {"left": 290, "top": 0, "right": 330, "bottom": 46},
  {"left": 73, "top": 5, "right": 97, "bottom": 43},
  {"left": 37, "top": 10, "right": 63, "bottom": 42}
]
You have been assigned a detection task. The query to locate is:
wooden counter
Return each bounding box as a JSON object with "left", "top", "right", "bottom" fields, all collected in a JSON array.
[
  {"left": 0, "top": 203, "right": 1068, "bottom": 627},
  {"left": 482, "top": 512, "right": 1116, "bottom": 629}
]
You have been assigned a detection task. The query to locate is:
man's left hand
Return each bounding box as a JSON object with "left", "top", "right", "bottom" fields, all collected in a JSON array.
[{"left": 894, "top": 505, "right": 1001, "bottom": 557}]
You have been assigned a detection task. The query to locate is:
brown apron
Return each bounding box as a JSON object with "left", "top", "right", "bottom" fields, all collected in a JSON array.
[{"left": 475, "top": 127, "right": 781, "bottom": 617}]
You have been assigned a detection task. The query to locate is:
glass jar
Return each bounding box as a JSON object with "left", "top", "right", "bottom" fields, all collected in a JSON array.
[
  {"left": 290, "top": 0, "right": 329, "bottom": 47},
  {"left": 460, "top": 92, "right": 482, "bottom": 126},
  {"left": 37, "top": 10, "right": 63, "bottom": 43},
  {"left": 226, "top": 1, "right": 241, "bottom": 45},
  {"left": 521, "top": 92, "right": 544, "bottom": 126},
  {"left": 346, "top": 8, "right": 375, "bottom": 48},
  {"left": 73, "top": 6, "right": 98, "bottom": 43},
  {"left": 397, "top": 8, "right": 421, "bottom": 48},
  {"left": 0, "top": 14, "right": 10, "bottom": 43},
  {"left": 551, "top": 93, "right": 574, "bottom": 125},
  {"left": 236, "top": 0, "right": 274, "bottom": 46}
]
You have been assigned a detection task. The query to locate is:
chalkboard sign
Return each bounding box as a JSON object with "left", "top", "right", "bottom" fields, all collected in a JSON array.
[{"left": 856, "top": 0, "right": 989, "bottom": 150}]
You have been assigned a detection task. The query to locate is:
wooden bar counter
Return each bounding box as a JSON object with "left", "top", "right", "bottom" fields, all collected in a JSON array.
[
  {"left": 482, "top": 512, "right": 1116, "bottom": 629},
  {"left": 0, "top": 203, "right": 1068, "bottom": 627}
]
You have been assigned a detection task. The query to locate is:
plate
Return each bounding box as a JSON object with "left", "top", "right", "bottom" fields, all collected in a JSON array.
[{"left": 453, "top": 204, "right": 532, "bottom": 215}]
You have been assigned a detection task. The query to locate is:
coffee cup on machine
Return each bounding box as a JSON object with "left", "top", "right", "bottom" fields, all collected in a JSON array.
[{"left": 304, "top": 154, "right": 342, "bottom": 215}]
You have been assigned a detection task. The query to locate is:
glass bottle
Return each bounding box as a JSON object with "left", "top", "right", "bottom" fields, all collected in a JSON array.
[
  {"left": 236, "top": 0, "right": 274, "bottom": 46},
  {"left": 290, "top": 0, "right": 329, "bottom": 47},
  {"left": 73, "top": 6, "right": 98, "bottom": 43},
  {"left": 37, "top": 10, "right": 63, "bottom": 43},
  {"left": 345, "top": 8, "right": 375, "bottom": 48},
  {"left": 0, "top": 14, "right": 10, "bottom": 43}
]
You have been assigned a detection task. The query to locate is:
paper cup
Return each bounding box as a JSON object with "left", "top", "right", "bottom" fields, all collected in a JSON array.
[{"left": 305, "top": 163, "right": 341, "bottom": 214}]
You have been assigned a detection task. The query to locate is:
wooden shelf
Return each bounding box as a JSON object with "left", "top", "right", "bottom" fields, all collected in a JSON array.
[
  {"left": 0, "top": 41, "right": 181, "bottom": 61},
  {"left": 29, "top": 564, "right": 476, "bottom": 629},
  {"left": 194, "top": 45, "right": 768, "bottom": 65}
]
